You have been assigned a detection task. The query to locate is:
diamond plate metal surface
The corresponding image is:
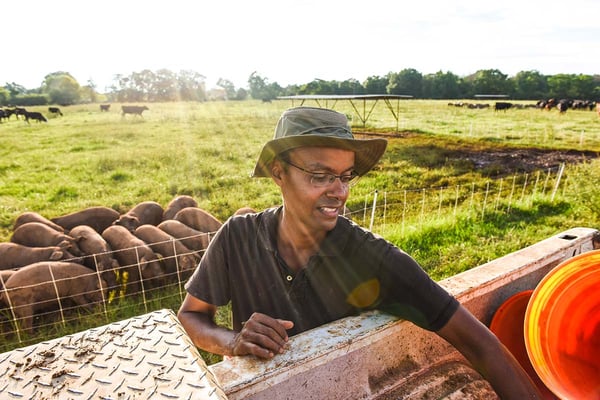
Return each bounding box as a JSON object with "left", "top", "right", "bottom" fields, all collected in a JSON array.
[{"left": 0, "top": 309, "right": 228, "bottom": 399}]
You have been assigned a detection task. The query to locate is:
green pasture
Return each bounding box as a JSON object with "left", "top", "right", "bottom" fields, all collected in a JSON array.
[{"left": 0, "top": 99, "right": 599, "bottom": 357}]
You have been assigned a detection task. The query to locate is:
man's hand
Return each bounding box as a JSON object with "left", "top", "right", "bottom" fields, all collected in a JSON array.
[{"left": 230, "top": 312, "right": 294, "bottom": 359}]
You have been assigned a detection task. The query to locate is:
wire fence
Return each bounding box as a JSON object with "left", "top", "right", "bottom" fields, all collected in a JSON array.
[
  {"left": 0, "top": 164, "right": 570, "bottom": 351},
  {"left": 352, "top": 164, "right": 566, "bottom": 235}
]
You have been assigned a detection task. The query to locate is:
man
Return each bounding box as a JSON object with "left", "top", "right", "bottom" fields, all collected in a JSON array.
[{"left": 178, "top": 107, "right": 542, "bottom": 399}]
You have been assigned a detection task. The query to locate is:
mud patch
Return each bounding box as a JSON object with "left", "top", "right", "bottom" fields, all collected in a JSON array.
[{"left": 455, "top": 148, "right": 599, "bottom": 174}]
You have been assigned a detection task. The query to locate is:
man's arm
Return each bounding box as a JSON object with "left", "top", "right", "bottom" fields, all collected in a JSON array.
[
  {"left": 177, "top": 293, "right": 293, "bottom": 359},
  {"left": 436, "top": 305, "right": 542, "bottom": 399}
]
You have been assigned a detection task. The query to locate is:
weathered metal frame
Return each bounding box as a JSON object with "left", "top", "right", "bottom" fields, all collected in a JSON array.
[{"left": 277, "top": 94, "right": 413, "bottom": 131}]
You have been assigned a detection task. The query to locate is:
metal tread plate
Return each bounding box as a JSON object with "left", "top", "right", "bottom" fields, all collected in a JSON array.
[{"left": 0, "top": 309, "right": 228, "bottom": 399}]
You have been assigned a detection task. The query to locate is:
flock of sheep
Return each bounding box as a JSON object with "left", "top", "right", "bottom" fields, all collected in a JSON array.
[{"left": 0, "top": 195, "right": 254, "bottom": 333}]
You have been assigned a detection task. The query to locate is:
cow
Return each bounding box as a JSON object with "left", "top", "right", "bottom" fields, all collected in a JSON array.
[
  {"left": 100, "top": 104, "right": 111, "bottom": 112},
  {"left": 0, "top": 109, "right": 6, "bottom": 123},
  {"left": 1, "top": 108, "right": 15, "bottom": 121},
  {"left": 48, "top": 107, "right": 63, "bottom": 116},
  {"left": 494, "top": 102, "right": 513, "bottom": 111},
  {"left": 24, "top": 111, "right": 48, "bottom": 123},
  {"left": 557, "top": 100, "right": 569, "bottom": 113},
  {"left": 14, "top": 107, "right": 27, "bottom": 119},
  {"left": 121, "top": 105, "right": 149, "bottom": 116}
]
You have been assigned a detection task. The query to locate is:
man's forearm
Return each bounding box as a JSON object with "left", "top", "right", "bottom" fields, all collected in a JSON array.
[{"left": 178, "top": 310, "right": 236, "bottom": 356}]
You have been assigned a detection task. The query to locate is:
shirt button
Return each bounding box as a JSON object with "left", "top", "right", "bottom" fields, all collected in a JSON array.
[{"left": 286, "top": 275, "right": 293, "bottom": 281}]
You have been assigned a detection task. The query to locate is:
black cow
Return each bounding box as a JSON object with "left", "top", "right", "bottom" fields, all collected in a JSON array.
[
  {"left": 14, "top": 107, "right": 27, "bottom": 119},
  {"left": 48, "top": 107, "right": 63, "bottom": 116},
  {"left": 121, "top": 105, "right": 148, "bottom": 116},
  {"left": 557, "top": 100, "right": 570, "bottom": 114},
  {"left": 494, "top": 102, "right": 513, "bottom": 111},
  {"left": 24, "top": 111, "right": 48, "bottom": 123},
  {"left": 100, "top": 104, "right": 111, "bottom": 112}
]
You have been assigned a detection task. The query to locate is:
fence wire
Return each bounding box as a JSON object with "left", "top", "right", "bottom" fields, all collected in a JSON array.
[{"left": 0, "top": 164, "right": 571, "bottom": 352}]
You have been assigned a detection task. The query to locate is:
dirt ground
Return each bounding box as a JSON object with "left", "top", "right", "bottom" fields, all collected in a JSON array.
[
  {"left": 359, "top": 131, "right": 599, "bottom": 174},
  {"left": 455, "top": 147, "right": 599, "bottom": 174}
]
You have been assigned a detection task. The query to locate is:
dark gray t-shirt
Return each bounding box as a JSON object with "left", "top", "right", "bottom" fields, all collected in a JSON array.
[{"left": 185, "top": 207, "right": 459, "bottom": 336}]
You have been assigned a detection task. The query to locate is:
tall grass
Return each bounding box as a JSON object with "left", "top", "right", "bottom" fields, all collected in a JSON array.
[{"left": 0, "top": 100, "right": 599, "bottom": 361}]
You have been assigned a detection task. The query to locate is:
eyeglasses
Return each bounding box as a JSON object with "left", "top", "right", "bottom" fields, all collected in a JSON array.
[{"left": 281, "top": 159, "right": 360, "bottom": 188}]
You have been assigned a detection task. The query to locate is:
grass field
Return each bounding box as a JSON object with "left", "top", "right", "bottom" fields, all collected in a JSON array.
[{"left": 1, "top": 99, "right": 599, "bottom": 358}]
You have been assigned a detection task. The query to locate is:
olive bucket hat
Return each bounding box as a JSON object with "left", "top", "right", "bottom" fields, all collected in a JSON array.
[{"left": 252, "top": 107, "right": 387, "bottom": 177}]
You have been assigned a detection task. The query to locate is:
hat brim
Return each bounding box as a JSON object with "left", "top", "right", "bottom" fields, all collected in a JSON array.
[{"left": 252, "top": 134, "right": 387, "bottom": 178}]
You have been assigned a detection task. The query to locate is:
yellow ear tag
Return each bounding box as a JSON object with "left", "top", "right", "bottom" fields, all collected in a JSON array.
[{"left": 346, "top": 278, "right": 380, "bottom": 308}]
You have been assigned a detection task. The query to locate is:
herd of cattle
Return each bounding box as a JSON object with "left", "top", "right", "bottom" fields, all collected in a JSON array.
[
  {"left": 449, "top": 99, "right": 599, "bottom": 113},
  {"left": 0, "top": 195, "right": 255, "bottom": 332},
  {"left": 0, "top": 104, "right": 150, "bottom": 123}
]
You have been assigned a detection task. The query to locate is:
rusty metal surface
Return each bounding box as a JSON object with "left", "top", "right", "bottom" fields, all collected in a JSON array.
[{"left": 0, "top": 309, "right": 228, "bottom": 399}]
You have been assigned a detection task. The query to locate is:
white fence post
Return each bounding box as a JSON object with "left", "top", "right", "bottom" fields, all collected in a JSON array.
[{"left": 369, "top": 190, "right": 378, "bottom": 232}]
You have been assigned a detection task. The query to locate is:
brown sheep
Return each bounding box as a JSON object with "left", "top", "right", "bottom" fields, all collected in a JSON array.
[
  {"left": 134, "top": 224, "right": 200, "bottom": 281},
  {"left": 51, "top": 206, "right": 120, "bottom": 233},
  {"left": 10, "top": 222, "right": 84, "bottom": 256},
  {"left": 0, "top": 243, "right": 80, "bottom": 270},
  {"left": 13, "top": 211, "right": 65, "bottom": 233},
  {"left": 113, "top": 201, "right": 164, "bottom": 233},
  {"left": 157, "top": 219, "right": 211, "bottom": 254},
  {"left": 163, "top": 195, "right": 199, "bottom": 220},
  {"left": 173, "top": 207, "right": 222, "bottom": 233},
  {"left": 0, "top": 261, "right": 107, "bottom": 332},
  {"left": 69, "top": 225, "right": 120, "bottom": 289},
  {"left": 101, "top": 225, "right": 166, "bottom": 294}
]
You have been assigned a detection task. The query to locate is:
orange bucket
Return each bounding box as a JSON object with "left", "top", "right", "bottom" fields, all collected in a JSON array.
[
  {"left": 524, "top": 249, "right": 600, "bottom": 399},
  {"left": 490, "top": 290, "right": 558, "bottom": 399}
]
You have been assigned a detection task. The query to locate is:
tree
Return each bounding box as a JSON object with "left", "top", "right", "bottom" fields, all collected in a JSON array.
[
  {"left": 387, "top": 69, "right": 423, "bottom": 97},
  {"left": 547, "top": 74, "right": 574, "bottom": 99},
  {"left": 247, "top": 72, "right": 282, "bottom": 100},
  {"left": 337, "top": 79, "right": 365, "bottom": 95},
  {"left": 0, "top": 87, "right": 9, "bottom": 106},
  {"left": 176, "top": 70, "right": 206, "bottom": 101},
  {"left": 248, "top": 72, "right": 269, "bottom": 100},
  {"left": 470, "top": 69, "right": 511, "bottom": 96},
  {"left": 234, "top": 87, "right": 248, "bottom": 100},
  {"left": 5, "top": 82, "right": 28, "bottom": 98},
  {"left": 363, "top": 75, "right": 389, "bottom": 94},
  {"left": 217, "top": 78, "right": 236, "bottom": 100},
  {"left": 42, "top": 72, "right": 81, "bottom": 105},
  {"left": 511, "top": 71, "right": 547, "bottom": 100},
  {"left": 80, "top": 79, "right": 98, "bottom": 103},
  {"left": 423, "top": 71, "right": 460, "bottom": 99}
]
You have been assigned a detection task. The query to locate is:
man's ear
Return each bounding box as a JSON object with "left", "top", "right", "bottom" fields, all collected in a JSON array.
[{"left": 271, "top": 161, "right": 283, "bottom": 182}]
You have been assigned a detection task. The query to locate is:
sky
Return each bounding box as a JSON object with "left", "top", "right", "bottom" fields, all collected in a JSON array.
[{"left": 3, "top": 0, "right": 599, "bottom": 92}]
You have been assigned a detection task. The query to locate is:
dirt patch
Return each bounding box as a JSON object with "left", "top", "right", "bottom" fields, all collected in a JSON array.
[
  {"left": 357, "top": 130, "right": 599, "bottom": 175},
  {"left": 455, "top": 148, "right": 599, "bottom": 174}
]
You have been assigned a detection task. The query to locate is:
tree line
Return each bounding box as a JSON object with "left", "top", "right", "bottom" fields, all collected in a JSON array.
[{"left": 2, "top": 68, "right": 599, "bottom": 107}]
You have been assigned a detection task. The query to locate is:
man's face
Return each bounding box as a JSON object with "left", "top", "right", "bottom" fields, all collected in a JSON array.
[{"left": 274, "top": 146, "right": 355, "bottom": 235}]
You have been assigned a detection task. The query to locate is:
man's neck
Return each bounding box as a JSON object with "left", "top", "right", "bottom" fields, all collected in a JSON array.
[{"left": 276, "top": 212, "right": 324, "bottom": 272}]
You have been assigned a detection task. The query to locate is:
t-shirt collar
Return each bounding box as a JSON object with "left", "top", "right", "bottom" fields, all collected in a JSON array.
[{"left": 257, "top": 206, "right": 349, "bottom": 256}]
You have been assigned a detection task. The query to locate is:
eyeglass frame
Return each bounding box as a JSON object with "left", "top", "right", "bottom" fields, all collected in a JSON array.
[{"left": 278, "top": 158, "right": 360, "bottom": 188}]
